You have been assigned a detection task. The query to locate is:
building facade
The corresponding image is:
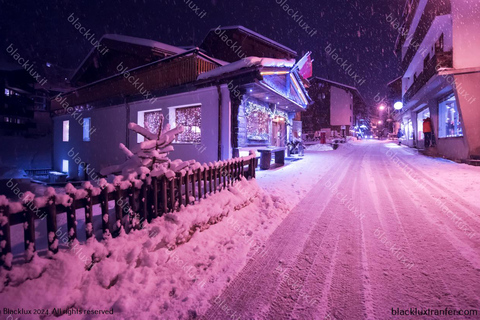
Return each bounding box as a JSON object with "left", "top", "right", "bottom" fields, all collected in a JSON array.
[
  {"left": 394, "top": 0, "right": 480, "bottom": 163},
  {"left": 303, "top": 77, "right": 368, "bottom": 138},
  {"left": 51, "top": 27, "right": 310, "bottom": 180}
]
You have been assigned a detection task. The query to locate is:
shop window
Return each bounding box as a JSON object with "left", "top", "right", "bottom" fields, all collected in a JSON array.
[
  {"left": 246, "top": 109, "right": 270, "bottom": 141},
  {"left": 174, "top": 106, "right": 201, "bottom": 143},
  {"left": 63, "top": 120, "right": 69, "bottom": 142},
  {"left": 83, "top": 117, "right": 91, "bottom": 141},
  {"left": 438, "top": 94, "right": 463, "bottom": 138},
  {"left": 408, "top": 120, "right": 413, "bottom": 140}
]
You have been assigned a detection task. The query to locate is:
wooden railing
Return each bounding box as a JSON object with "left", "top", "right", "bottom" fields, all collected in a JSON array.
[
  {"left": 0, "top": 156, "right": 257, "bottom": 269},
  {"left": 51, "top": 52, "right": 219, "bottom": 112}
]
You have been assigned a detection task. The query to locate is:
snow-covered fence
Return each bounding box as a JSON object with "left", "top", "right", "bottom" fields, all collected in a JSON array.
[{"left": 0, "top": 156, "right": 257, "bottom": 270}]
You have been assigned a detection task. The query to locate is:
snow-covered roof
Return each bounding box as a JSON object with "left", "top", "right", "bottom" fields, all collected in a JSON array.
[
  {"left": 71, "top": 34, "right": 186, "bottom": 83},
  {"left": 311, "top": 77, "right": 366, "bottom": 104},
  {"left": 197, "top": 57, "right": 295, "bottom": 80},
  {"left": 206, "top": 26, "right": 297, "bottom": 55},
  {"left": 102, "top": 34, "right": 186, "bottom": 55}
]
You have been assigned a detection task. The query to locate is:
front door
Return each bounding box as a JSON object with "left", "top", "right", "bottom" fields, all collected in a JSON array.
[{"left": 272, "top": 118, "right": 286, "bottom": 147}]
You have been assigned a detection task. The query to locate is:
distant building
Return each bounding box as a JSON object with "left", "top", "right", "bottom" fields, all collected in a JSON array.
[
  {"left": 0, "top": 66, "right": 54, "bottom": 170},
  {"left": 51, "top": 27, "right": 311, "bottom": 180},
  {"left": 394, "top": 0, "right": 480, "bottom": 163},
  {"left": 303, "top": 77, "right": 368, "bottom": 138}
]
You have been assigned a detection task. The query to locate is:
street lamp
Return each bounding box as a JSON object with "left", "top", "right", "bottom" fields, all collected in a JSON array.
[
  {"left": 394, "top": 101, "right": 403, "bottom": 110},
  {"left": 378, "top": 120, "right": 383, "bottom": 125},
  {"left": 378, "top": 105, "right": 386, "bottom": 111}
]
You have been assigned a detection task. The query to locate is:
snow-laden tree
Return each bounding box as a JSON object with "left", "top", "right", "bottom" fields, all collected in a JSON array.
[{"left": 100, "top": 115, "right": 202, "bottom": 180}]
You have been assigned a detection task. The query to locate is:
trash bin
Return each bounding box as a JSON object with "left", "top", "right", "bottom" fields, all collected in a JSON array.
[{"left": 320, "top": 132, "right": 326, "bottom": 144}]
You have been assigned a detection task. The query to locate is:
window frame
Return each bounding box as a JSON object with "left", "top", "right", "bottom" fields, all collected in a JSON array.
[
  {"left": 438, "top": 93, "right": 463, "bottom": 139},
  {"left": 168, "top": 104, "right": 202, "bottom": 144},
  {"left": 62, "top": 120, "right": 70, "bottom": 142},
  {"left": 83, "top": 117, "right": 91, "bottom": 142}
]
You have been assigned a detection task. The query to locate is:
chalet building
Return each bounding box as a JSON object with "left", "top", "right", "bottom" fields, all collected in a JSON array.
[
  {"left": 51, "top": 27, "right": 311, "bottom": 180},
  {"left": 393, "top": 0, "right": 480, "bottom": 163},
  {"left": 303, "top": 77, "right": 368, "bottom": 138}
]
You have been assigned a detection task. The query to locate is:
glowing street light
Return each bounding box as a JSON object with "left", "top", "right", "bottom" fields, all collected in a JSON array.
[
  {"left": 378, "top": 120, "right": 383, "bottom": 125},
  {"left": 394, "top": 101, "right": 403, "bottom": 110},
  {"left": 378, "top": 105, "right": 386, "bottom": 111}
]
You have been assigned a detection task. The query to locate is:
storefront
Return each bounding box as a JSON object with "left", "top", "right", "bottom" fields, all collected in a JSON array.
[
  {"left": 438, "top": 93, "right": 463, "bottom": 138},
  {"left": 416, "top": 107, "right": 431, "bottom": 148},
  {"left": 239, "top": 99, "right": 292, "bottom": 149}
]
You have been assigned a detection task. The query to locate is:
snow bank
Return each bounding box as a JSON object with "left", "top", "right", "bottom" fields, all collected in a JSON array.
[{"left": 0, "top": 177, "right": 291, "bottom": 319}]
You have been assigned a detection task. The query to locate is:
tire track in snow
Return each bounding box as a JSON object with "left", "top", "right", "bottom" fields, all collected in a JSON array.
[
  {"left": 201, "top": 149, "right": 357, "bottom": 320},
  {"left": 364, "top": 143, "right": 480, "bottom": 317},
  {"left": 380, "top": 148, "right": 480, "bottom": 310}
]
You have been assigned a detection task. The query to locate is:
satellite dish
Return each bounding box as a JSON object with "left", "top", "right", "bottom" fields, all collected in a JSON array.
[{"left": 394, "top": 101, "right": 403, "bottom": 110}]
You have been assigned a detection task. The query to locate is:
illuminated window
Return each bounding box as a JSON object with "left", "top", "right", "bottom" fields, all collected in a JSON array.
[
  {"left": 174, "top": 106, "right": 201, "bottom": 143},
  {"left": 62, "top": 160, "right": 69, "bottom": 173},
  {"left": 136, "top": 108, "right": 163, "bottom": 143},
  {"left": 439, "top": 94, "right": 463, "bottom": 138},
  {"left": 63, "top": 120, "right": 69, "bottom": 142},
  {"left": 83, "top": 118, "right": 91, "bottom": 141},
  {"left": 246, "top": 106, "right": 270, "bottom": 141}
]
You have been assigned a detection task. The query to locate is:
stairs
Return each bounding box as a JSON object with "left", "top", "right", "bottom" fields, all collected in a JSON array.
[{"left": 468, "top": 155, "right": 480, "bottom": 166}]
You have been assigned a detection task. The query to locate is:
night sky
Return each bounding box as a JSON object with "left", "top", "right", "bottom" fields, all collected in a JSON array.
[{"left": 0, "top": 0, "right": 404, "bottom": 105}]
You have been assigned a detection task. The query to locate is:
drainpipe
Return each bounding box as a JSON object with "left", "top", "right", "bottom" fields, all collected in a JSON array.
[{"left": 217, "top": 84, "right": 222, "bottom": 161}]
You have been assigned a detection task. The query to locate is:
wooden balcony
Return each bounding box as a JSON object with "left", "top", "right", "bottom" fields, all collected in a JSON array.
[
  {"left": 403, "top": 50, "right": 452, "bottom": 104},
  {"left": 52, "top": 51, "right": 220, "bottom": 111}
]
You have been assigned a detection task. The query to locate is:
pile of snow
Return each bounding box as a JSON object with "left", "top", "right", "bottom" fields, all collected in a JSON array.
[
  {"left": 0, "top": 176, "right": 291, "bottom": 319},
  {"left": 306, "top": 143, "right": 334, "bottom": 152},
  {"left": 198, "top": 56, "right": 295, "bottom": 80}
]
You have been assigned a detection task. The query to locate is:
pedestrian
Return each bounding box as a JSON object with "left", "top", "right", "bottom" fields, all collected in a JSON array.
[
  {"left": 397, "top": 128, "right": 403, "bottom": 145},
  {"left": 423, "top": 117, "right": 432, "bottom": 148}
]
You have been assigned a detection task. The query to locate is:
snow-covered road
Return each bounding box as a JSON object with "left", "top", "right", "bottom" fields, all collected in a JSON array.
[{"left": 202, "top": 140, "right": 480, "bottom": 320}]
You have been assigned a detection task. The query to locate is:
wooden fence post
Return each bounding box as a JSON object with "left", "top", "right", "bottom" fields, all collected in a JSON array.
[
  {"left": 203, "top": 169, "right": 208, "bottom": 199},
  {"left": 23, "top": 205, "right": 36, "bottom": 261},
  {"left": 222, "top": 165, "right": 227, "bottom": 190},
  {"left": 66, "top": 193, "right": 77, "bottom": 243},
  {"left": 0, "top": 204, "right": 12, "bottom": 269},
  {"left": 101, "top": 187, "right": 110, "bottom": 238},
  {"left": 185, "top": 173, "right": 190, "bottom": 206},
  {"left": 151, "top": 177, "right": 159, "bottom": 221},
  {"left": 213, "top": 166, "right": 217, "bottom": 194},
  {"left": 85, "top": 189, "right": 94, "bottom": 239},
  {"left": 139, "top": 182, "right": 148, "bottom": 225},
  {"left": 161, "top": 176, "right": 168, "bottom": 215},
  {"left": 197, "top": 169, "right": 202, "bottom": 201},
  {"left": 114, "top": 186, "right": 123, "bottom": 235},
  {"left": 208, "top": 168, "right": 213, "bottom": 194},
  {"left": 169, "top": 179, "right": 175, "bottom": 212},
  {"left": 46, "top": 194, "right": 58, "bottom": 255},
  {"left": 191, "top": 171, "right": 196, "bottom": 202},
  {"left": 176, "top": 173, "right": 183, "bottom": 211}
]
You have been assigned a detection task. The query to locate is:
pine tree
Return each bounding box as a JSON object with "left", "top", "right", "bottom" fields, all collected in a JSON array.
[{"left": 100, "top": 115, "right": 201, "bottom": 179}]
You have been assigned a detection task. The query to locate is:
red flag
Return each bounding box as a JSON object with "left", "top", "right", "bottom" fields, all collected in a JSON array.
[{"left": 298, "top": 55, "right": 313, "bottom": 79}]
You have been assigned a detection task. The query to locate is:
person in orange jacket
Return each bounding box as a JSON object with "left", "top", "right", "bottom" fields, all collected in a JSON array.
[{"left": 423, "top": 117, "right": 432, "bottom": 148}]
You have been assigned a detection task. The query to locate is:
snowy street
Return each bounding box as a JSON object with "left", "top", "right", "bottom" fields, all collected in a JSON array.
[
  {"left": 3, "top": 1, "right": 480, "bottom": 317},
  {"left": 203, "top": 140, "right": 480, "bottom": 320},
  {"left": 1, "top": 140, "right": 480, "bottom": 320}
]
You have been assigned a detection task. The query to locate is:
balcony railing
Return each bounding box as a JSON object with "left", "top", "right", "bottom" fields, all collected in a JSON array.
[
  {"left": 403, "top": 50, "right": 452, "bottom": 104},
  {"left": 53, "top": 52, "right": 219, "bottom": 111}
]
